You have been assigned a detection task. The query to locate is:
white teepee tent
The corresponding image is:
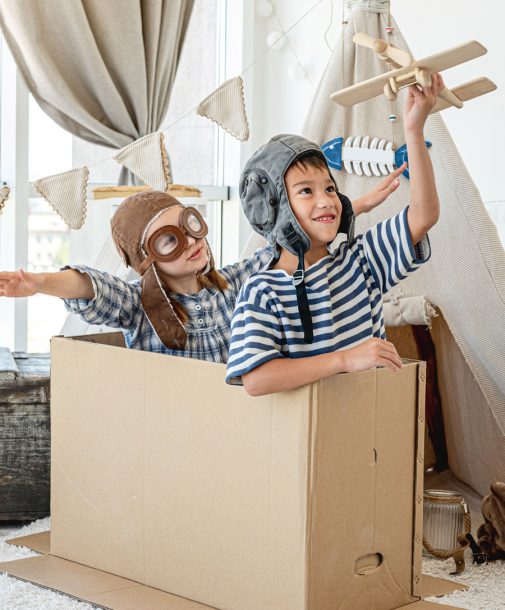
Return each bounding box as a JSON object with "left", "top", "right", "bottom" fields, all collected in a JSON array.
[{"left": 302, "top": 0, "right": 504, "bottom": 497}]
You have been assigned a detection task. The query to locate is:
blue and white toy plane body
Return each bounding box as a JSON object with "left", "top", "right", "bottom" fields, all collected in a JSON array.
[{"left": 322, "top": 136, "right": 431, "bottom": 180}]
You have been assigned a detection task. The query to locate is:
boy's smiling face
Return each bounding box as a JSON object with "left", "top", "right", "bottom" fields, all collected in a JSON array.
[{"left": 284, "top": 159, "right": 342, "bottom": 249}]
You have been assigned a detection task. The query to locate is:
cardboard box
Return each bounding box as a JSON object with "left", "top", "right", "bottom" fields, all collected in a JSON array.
[{"left": 0, "top": 333, "right": 464, "bottom": 609}]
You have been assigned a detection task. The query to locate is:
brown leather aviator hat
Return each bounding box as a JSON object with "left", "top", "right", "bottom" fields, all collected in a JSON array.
[{"left": 110, "top": 190, "right": 214, "bottom": 350}]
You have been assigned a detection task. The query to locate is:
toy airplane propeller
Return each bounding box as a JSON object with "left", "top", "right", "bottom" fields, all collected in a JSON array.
[{"left": 331, "top": 33, "right": 496, "bottom": 113}]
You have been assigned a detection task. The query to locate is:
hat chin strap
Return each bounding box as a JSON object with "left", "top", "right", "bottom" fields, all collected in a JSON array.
[
  {"left": 283, "top": 224, "right": 313, "bottom": 344},
  {"left": 141, "top": 264, "right": 187, "bottom": 350}
]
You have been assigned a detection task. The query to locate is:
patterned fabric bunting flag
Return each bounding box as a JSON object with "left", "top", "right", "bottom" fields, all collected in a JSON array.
[
  {"left": 197, "top": 76, "right": 250, "bottom": 141},
  {"left": 34, "top": 168, "right": 89, "bottom": 229},
  {"left": 0, "top": 186, "right": 10, "bottom": 215},
  {"left": 113, "top": 132, "right": 172, "bottom": 191}
]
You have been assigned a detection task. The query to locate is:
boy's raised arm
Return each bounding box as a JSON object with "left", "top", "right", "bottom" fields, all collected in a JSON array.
[{"left": 405, "top": 74, "right": 443, "bottom": 245}]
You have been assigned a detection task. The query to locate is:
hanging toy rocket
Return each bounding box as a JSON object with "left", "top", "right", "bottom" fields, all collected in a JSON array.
[{"left": 322, "top": 136, "right": 431, "bottom": 180}]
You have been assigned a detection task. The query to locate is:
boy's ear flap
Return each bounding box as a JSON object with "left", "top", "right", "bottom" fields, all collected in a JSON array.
[
  {"left": 239, "top": 169, "right": 278, "bottom": 238},
  {"left": 337, "top": 193, "right": 355, "bottom": 242}
]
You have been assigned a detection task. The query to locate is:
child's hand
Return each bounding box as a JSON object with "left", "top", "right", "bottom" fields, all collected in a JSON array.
[
  {"left": 404, "top": 72, "right": 444, "bottom": 134},
  {"left": 341, "top": 338, "right": 403, "bottom": 373},
  {"left": 0, "top": 269, "right": 42, "bottom": 298},
  {"left": 352, "top": 163, "right": 406, "bottom": 215}
]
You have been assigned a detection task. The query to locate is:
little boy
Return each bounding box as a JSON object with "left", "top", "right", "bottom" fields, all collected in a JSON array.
[{"left": 226, "top": 75, "right": 443, "bottom": 394}]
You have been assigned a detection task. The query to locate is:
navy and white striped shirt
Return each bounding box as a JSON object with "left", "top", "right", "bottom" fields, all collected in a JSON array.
[{"left": 226, "top": 208, "right": 430, "bottom": 383}]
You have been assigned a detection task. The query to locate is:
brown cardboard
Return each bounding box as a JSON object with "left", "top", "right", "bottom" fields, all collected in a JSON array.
[
  {"left": 0, "top": 333, "right": 461, "bottom": 609},
  {"left": 5, "top": 531, "right": 467, "bottom": 609},
  {"left": 6, "top": 531, "right": 50, "bottom": 554},
  {"left": 0, "top": 555, "right": 214, "bottom": 609},
  {"left": 421, "top": 574, "right": 468, "bottom": 597},
  {"left": 0, "top": 557, "right": 462, "bottom": 610},
  {"left": 408, "top": 599, "right": 457, "bottom": 610},
  {"left": 48, "top": 333, "right": 429, "bottom": 610}
]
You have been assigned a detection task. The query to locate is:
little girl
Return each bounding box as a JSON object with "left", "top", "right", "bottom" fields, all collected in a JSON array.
[{"left": 0, "top": 172, "right": 402, "bottom": 363}]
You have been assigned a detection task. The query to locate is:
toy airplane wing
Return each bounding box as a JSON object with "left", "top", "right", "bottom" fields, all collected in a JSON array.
[
  {"left": 413, "top": 39, "right": 487, "bottom": 73},
  {"left": 330, "top": 73, "right": 393, "bottom": 107},
  {"left": 331, "top": 40, "right": 488, "bottom": 107},
  {"left": 430, "top": 77, "right": 496, "bottom": 113}
]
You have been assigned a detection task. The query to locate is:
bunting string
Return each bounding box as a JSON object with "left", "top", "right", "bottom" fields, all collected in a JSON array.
[
  {"left": 83, "top": 0, "right": 326, "bottom": 171},
  {"left": 15, "top": 0, "right": 327, "bottom": 230}
]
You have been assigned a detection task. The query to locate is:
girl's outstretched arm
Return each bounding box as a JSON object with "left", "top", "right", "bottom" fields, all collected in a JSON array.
[{"left": 0, "top": 268, "right": 94, "bottom": 300}]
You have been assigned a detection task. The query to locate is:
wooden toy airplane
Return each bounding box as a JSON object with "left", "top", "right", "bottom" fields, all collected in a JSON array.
[{"left": 331, "top": 33, "right": 496, "bottom": 113}]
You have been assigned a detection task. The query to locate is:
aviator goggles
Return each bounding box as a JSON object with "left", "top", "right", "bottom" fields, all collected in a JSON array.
[{"left": 138, "top": 206, "right": 208, "bottom": 275}]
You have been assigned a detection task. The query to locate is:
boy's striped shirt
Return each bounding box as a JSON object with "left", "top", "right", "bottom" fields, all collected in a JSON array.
[{"left": 226, "top": 208, "right": 430, "bottom": 383}]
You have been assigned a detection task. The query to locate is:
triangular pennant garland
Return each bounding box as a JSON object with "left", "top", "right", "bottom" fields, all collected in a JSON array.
[
  {"left": 197, "top": 76, "right": 250, "bottom": 141},
  {"left": 34, "top": 168, "right": 89, "bottom": 230},
  {"left": 0, "top": 186, "right": 10, "bottom": 216},
  {"left": 113, "top": 132, "right": 172, "bottom": 191}
]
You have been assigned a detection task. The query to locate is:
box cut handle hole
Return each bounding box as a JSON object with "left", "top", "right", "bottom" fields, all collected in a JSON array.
[{"left": 354, "top": 552, "right": 383, "bottom": 575}]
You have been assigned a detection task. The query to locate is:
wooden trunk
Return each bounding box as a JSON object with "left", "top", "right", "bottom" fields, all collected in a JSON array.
[{"left": 0, "top": 348, "right": 50, "bottom": 521}]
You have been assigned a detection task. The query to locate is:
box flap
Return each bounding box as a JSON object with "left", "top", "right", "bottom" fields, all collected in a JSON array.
[
  {"left": 0, "top": 556, "right": 470, "bottom": 610},
  {"left": 7, "top": 531, "right": 50, "bottom": 554},
  {"left": 0, "top": 555, "right": 214, "bottom": 609},
  {"left": 59, "top": 331, "right": 126, "bottom": 348},
  {"left": 407, "top": 602, "right": 465, "bottom": 609},
  {"left": 308, "top": 364, "right": 421, "bottom": 609},
  {"left": 421, "top": 574, "right": 468, "bottom": 596},
  {"left": 6, "top": 537, "right": 467, "bottom": 604},
  {"left": 86, "top": 586, "right": 217, "bottom": 610},
  {"left": 412, "top": 363, "right": 426, "bottom": 596}
]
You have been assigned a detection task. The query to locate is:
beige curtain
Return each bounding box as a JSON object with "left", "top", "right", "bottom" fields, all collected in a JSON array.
[{"left": 0, "top": 0, "right": 194, "bottom": 152}]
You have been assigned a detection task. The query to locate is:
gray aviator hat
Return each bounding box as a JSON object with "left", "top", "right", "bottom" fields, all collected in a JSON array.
[
  {"left": 239, "top": 134, "right": 355, "bottom": 343},
  {"left": 239, "top": 133, "right": 355, "bottom": 256}
]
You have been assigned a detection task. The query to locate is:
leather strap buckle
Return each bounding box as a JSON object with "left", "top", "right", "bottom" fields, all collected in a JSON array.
[{"left": 293, "top": 268, "right": 304, "bottom": 286}]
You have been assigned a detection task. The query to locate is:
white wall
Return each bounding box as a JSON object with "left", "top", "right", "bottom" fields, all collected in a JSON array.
[{"left": 243, "top": 0, "right": 505, "bottom": 242}]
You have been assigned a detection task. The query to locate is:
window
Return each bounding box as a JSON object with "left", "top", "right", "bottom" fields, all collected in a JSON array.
[
  {"left": 0, "top": 0, "right": 237, "bottom": 353},
  {"left": 27, "top": 95, "right": 72, "bottom": 352}
]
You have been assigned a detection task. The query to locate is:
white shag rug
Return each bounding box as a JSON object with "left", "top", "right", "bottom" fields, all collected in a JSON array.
[
  {"left": 1, "top": 519, "right": 504, "bottom": 609},
  {"left": 0, "top": 519, "right": 98, "bottom": 610},
  {"left": 423, "top": 551, "right": 505, "bottom": 609}
]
